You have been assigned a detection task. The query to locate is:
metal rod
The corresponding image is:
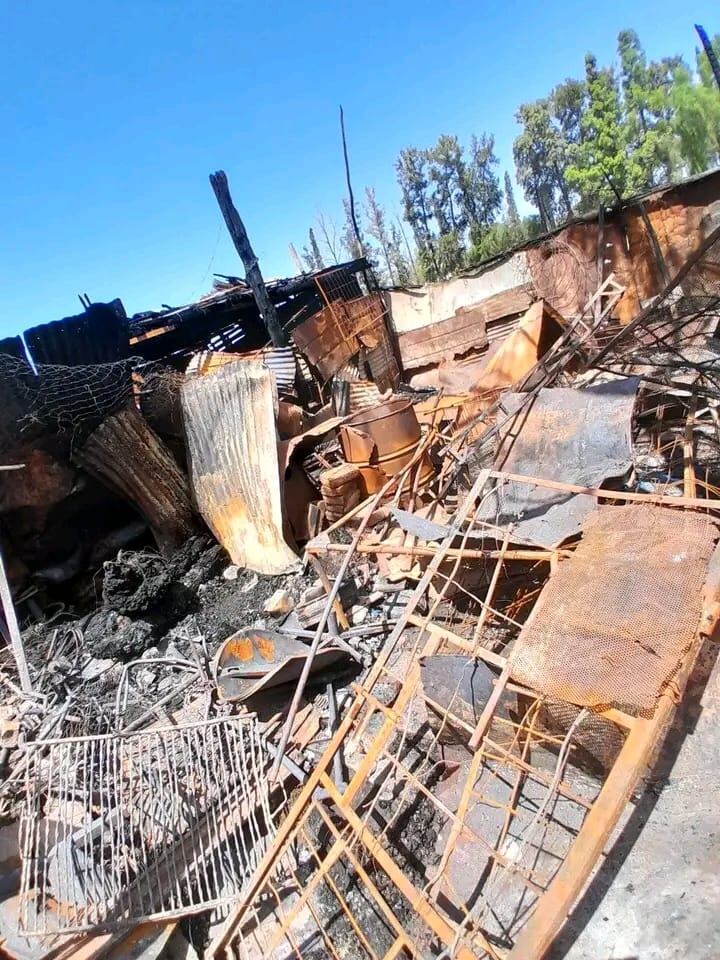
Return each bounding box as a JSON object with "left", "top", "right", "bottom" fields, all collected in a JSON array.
[{"left": 0, "top": 546, "right": 32, "bottom": 693}]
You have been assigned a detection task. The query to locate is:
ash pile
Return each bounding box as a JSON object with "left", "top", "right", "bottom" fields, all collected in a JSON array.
[{"left": 2, "top": 172, "right": 720, "bottom": 958}]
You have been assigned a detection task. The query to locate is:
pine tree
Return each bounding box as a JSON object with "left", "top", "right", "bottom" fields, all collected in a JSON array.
[
  {"left": 504, "top": 171, "right": 520, "bottom": 225},
  {"left": 566, "top": 54, "right": 628, "bottom": 209},
  {"left": 364, "top": 187, "right": 397, "bottom": 284},
  {"left": 301, "top": 227, "right": 324, "bottom": 272}
]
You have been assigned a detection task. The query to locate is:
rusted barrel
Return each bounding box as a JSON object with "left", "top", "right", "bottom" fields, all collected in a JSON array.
[{"left": 340, "top": 397, "right": 434, "bottom": 495}]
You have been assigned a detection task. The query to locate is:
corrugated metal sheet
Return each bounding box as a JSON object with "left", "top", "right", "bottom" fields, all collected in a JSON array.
[{"left": 25, "top": 302, "right": 129, "bottom": 367}]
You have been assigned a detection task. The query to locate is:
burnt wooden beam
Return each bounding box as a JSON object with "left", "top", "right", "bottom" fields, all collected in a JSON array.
[
  {"left": 74, "top": 404, "right": 197, "bottom": 556},
  {"left": 209, "top": 170, "right": 288, "bottom": 347}
]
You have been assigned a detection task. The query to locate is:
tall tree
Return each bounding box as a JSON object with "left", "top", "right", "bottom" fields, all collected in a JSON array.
[
  {"left": 461, "top": 134, "right": 502, "bottom": 244},
  {"left": 341, "top": 198, "right": 365, "bottom": 260},
  {"left": 504, "top": 171, "right": 520, "bottom": 225},
  {"left": 389, "top": 222, "right": 414, "bottom": 285},
  {"left": 670, "top": 62, "right": 720, "bottom": 173},
  {"left": 566, "top": 54, "right": 628, "bottom": 209},
  {"left": 301, "top": 227, "right": 324, "bottom": 272},
  {"left": 396, "top": 147, "right": 439, "bottom": 278},
  {"left": 364, "top": 187, "right": 397, "bottom": 284},
  {"left": 618, "top": 29, "right": 680, "bottom": 188},
  {"left": 514, "top": 100, "right": 562, "bottom": 230},
  {"left": 316, "top": 212, "right": 341, "bottom": 264}
]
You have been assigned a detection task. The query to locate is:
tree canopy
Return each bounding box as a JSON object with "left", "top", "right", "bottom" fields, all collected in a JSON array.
[{"left": 297, "top": 27, "right": 720, "bottom": 285}]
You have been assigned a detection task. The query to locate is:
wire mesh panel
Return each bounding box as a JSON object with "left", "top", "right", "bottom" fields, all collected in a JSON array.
[
  {"left": 510, "top": 504, "right": 717, "bottom": 716},
  {"left": 19, "top": 715, "right": 273, "bottom": 936}
]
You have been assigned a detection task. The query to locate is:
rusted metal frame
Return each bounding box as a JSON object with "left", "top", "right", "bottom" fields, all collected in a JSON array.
[
  {"left": 356, "top": 497, "right": 502, "bottom": 847},
  {"left": 481, "top": 738, "right": 595, "bottom": 811},
  {"left": 298, "top": 822, "right": 384, "bottom": 960},
  {"left": 684, "top": 395, "right": 697, "bottom": 498},
  {"left": 308, "top": 541, "right": 568, "bottom": 563},
  {"left": 276, "top": 852, "right": 346, "bottom": 960},
  {"left": 468, "top": 663, "right": 513, "bottom": 752},
  {"left": 272, "top": 431, "right": 440, "bottom": 778},
  {"left": 488, "top": 469, "right": 720, "bottom": 512},
  {"left": 407, "top": 615, "right": 637, "bottom": 732},
  {"left": 448, "top": 701, "right": 546, "bottom": 950},
  {"left": 366, "top": 678, "right": 552, "bottom": 899},
  {"left": 484, "top": 701, "right": 543, "bottom": 892},
  {"left": 265, "top": 877, "right": 306, "bottom": 960},
  {"left": 260, "top": 829, "right": 351, "bottom": 957},
  {"left": 429, "top": 567, "right": 523, "bottom": 632},
  {"left": 508, "top": 627, "right": 703, "bottom": 959},
  {"left": 312, "top": 803, "right": 421, "bottom": 958},
  {"left": 471, "top": 526, "right": 512, "bottom": 648},
  {"left": 319, "top": 772, "right": 497, "bottom": 960},
  {"left": 341, "top": 470, "right": 495, "bottom": 808},
  {"left": 206, "top": 694, "right": 368, "bottom": 955},
  {"left": 385, "top": 938, "right": 410, "bottom": 960},
  {"left": 211, "top": 469, "right": 492, "bottom": 953},
  {"left": 592, "top": 222, "right": 720, "bottom": 365}
]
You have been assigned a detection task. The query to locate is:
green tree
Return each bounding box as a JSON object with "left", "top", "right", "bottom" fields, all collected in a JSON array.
[
  {"left": 341, "top": 198, "right": 365, "bottom": 261},
  {"left": 389, "top": 222, "right": 414, "bottom": 285},
  {"left": 365, "top": 187, "right": 400, "bottom": 284},
  {"left": 513, "top": 93, "right": 576, "bottom": 230},
  {"left": 461, "top": 134, "right": 502, "bottom": 244},
  {"left": 566, "top": 54, "right": 629, "bottom": 209},
  {"left": 504, "top": 171, "right": 520, "bottom": 226},
  {"left": 670, "top": 63, "right": 720, "bottom": 173},
  {"left": 618, "top": 29, "right": 680, "bottom": 187},
  {"left": 396, "top": 147, "right": 439, "bottom": 276}
]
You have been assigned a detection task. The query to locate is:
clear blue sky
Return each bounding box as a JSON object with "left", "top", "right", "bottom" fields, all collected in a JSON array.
[{"left": 1, "top": 0, "right": 717, "bottom": 337}]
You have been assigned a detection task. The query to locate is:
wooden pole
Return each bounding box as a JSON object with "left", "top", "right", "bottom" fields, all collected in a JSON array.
[
  {"left": 0, "top": 546, "right": 33, "bottom": 694},
  {"left": 209, "top": 170, "right": 288, "bottom": 347},
  {"left": 339, "top": 106, "right": 364, "bottom": 256}
]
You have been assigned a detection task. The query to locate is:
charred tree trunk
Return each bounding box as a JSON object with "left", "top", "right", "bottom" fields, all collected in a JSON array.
[
  {"left": 209, "top": 170, "right": 289, "bottom": 347},
  {"left": 74, "top": 404, "right": 197, "bottom": 556}
]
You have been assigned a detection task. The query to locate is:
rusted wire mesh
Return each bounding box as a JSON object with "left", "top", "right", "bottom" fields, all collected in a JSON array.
[{"left": 510, "top": 504, "right": 717, "bottom": 716}]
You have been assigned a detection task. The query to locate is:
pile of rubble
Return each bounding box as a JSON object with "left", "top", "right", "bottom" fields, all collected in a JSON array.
[{"left": 2, "top": 175, "right": 720, "bottom": 959}]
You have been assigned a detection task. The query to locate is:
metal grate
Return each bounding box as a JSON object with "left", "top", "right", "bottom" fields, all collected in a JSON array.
[{"left": 19, "top": 715, "right": 274, "bottom": 936}]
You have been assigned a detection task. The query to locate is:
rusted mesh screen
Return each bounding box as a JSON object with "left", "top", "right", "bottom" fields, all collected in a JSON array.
[{"left": 510, "top": 505, "right": 717, "bottom": 716}]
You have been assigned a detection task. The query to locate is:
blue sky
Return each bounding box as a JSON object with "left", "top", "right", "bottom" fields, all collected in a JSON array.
[{"left": 1, "top": 0, "right": 717, "bottom": 337}]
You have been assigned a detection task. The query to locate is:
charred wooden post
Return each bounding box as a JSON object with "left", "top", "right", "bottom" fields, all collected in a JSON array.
[
  {"left": 209, "top": 170, "right": 289, "bottom": 348},
  {"left": 74, "top": 404, "right": 196, "bottom": 556}
]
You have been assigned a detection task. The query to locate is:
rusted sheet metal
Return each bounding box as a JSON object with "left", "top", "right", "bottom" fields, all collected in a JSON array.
[
  {"left": 291, "top": 293, "right": 389, "bottom": 381},
  {"left": 187, "top": 346, "right": 298, "bottom": 393},
  {"left": 340, "top": 397, "right": 434, "bottom": 495},
  {"left": 396, "top": 306, "right": 488, "bottom": 370},
  {"left": 181, "top": 360, "right": 300, "bottom": 575},
  {"left": 216, "top": 628, "right": 346, "bottom": 702},
  {"left": 510, "top": 504, "right": 717, "bottom": 715},
  {"left": 479, "top": 379, "right": 638, "bottom": 547},
  {"left": 472, "top": 300, "right": 565, "bottom": 395}
]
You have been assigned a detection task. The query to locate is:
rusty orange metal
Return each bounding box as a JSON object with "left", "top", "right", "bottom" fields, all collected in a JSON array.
[{"left": 339, "top": 397, "right": 434, "bottom": 495}]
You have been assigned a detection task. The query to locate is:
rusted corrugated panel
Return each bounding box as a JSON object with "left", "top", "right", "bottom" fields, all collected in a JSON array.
[
  {"left": 510, "top": 505, "right": 717, "bottom": 715},
  {"left": 181, "top": 361, "right": 300, "bottom": 575},
  {"left": 395, "top": 283, "right": 533, "bottom": 372},
  {"left": 397, "top": 307, "right": 488, "bottom": 370},
  {"left": 187, "top": 346, "right": 298, "bottom": 394},
  {"left": 291, "top": 294, "right": 387, "bottom": 380}
]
